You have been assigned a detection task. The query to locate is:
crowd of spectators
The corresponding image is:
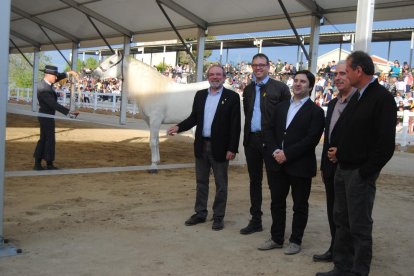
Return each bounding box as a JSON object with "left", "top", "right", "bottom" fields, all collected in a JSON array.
[{"left": 56, "top": 58, "right": 413, "bottom": 119}]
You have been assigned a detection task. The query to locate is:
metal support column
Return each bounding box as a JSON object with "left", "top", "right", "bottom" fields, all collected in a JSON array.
[
  {"left": 196, "top": 28, "right": 206, "bottom": 82},
  {"left": 120, "top": 36, "right": 130, "bottom": 125},
  {"left": 226, "top": 48, "right": 229, "bottom": 64},
  {"left": 220, "top": 41, "right": 223, "bottom": 64},
  {"left": 0, "top": 0, "right": 20, "bottom": 257},
  {"left": 71, "top": 43, "right": 79, "bottom": 111},
  {"left": 354, "top": 0, "right": 375, "bottom": 53},
  {"left": 410, "top": 31, "right": 413, "bottom": 69},
  {"left": 309, "top": 15, "right": 321, "bottom": 101},
  {"left": 296, "top": 44, "right": 300, "bottom": 68},
  {"left": 387, "top": 40, "right": 391, "bottom": 62},
  {"left": 31, "top": 49, "right": 40, "bottom": 112},
  {"left": 308, "top": 15, "right": 321, "bottom": 74}
]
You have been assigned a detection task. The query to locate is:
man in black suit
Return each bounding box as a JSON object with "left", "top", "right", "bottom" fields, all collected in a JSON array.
[
  {"left": 167, "top": 64, "right": 241, "bottom": 231},
  {"left": 33, "top": 65, "right": 79, "bottom": 170},
  {"left": 313, "top": 61, "right": 356, "bottom": 263},
  {"left": 240, "top": 53, "right": 291, "bottom": 235},
  {"left": 260, "top": 70, "right": 324, "bottom": 255},
  {"left": 316, "top": 52, "right": 396, "bottom": 276}
]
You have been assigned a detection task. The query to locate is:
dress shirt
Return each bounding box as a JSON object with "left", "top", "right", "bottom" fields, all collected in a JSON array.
[
  {"left": 286, "top": 96, "right": 309, "bottom": 129},
  {"left": 251, "top": 75, "right": 270, "bottom": 132},
  {"left": 202, "top": 87, "right": 223, "bottom": 137},
  {"left": 328, "top": 90, "right": 356, "bottom": 141}
]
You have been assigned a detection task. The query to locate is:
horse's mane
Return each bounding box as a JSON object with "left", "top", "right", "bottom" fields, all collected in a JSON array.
[{"left": 126, "top": 56, "right": 173, "bottom": 83}]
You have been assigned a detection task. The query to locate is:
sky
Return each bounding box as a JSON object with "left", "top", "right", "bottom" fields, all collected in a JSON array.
[{"left": 47, "top": 18, "right": 414, "bottom": 71}]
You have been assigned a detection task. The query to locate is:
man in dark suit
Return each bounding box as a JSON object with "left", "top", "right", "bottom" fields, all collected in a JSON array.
[
  {"left": 167, "top": 64, "right": 241, "bottom": 231},
  {"left": 313, "top": 61, "right": 356, "bottom": 263},
  {"left": 260, "top": 70, "right": 324, "bottom": 255},
  {"left": 240, "top": 53, "right": 291, "bottom": 235},
  {"left": 316, "top": 52, "right": 396, "bottom": 276},
  {"left": 33, "top": 65, "right": 79, "bottom": 170}
]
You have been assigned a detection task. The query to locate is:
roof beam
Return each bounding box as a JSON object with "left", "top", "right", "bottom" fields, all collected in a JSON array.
[
  {"left": 323, "top": 1, "right": 414, "bottom": 14},
  {"left": 11, "top": 5, "right": 79, "bottom": 42},
  {"left": 295, "top": 0, "right": 324, "bottom": 18},
  {"left": 157, "top": 0, "right": 208, "bottom": 30},
  {"left": 10, "top": 30, "right": 40, "bottom": 48},
  {"left": 60, "top": 0, "right": 133, "bottom": 37}
]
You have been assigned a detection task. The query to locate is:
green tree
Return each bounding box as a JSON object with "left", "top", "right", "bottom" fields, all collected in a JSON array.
[
  {"left": 177, "top": 36, "right": 215, "bottom": 74},
  {"left": 84, "top": 57, "right": 99, "bottom": 70},
  {"left": 64, "top": 58, "right": 85, "bottom": 72},
  {"left": 9, "top": 52, "right": 52, "bottom": 88},
  {"left": 155, "top": 62, "right": 168, "bottom": 73}
]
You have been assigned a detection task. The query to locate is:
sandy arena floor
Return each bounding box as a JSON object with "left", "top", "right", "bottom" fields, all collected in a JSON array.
[{"left": 1, "top": 112, "right": 413, "bottom": 276}]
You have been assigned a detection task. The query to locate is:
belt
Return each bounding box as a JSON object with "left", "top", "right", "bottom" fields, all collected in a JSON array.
[{"left": 203, "top": 137, "right": 211, "bottom": 141}]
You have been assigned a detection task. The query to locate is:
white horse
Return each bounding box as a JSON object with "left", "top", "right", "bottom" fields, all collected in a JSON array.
[{"left": 93, "top": 53, "right": 214, "bottom": 171}]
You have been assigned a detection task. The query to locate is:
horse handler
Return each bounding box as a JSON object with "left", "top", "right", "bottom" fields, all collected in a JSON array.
[
  {"left": 167, "top": 64, "right": 241, "bottom": 231},
  {"left": 33, "top": 65, "right": 79, "bottom": 170}
]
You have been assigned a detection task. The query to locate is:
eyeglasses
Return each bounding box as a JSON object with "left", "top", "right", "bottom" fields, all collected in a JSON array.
[
  {"left": 208, "top": 73, "right": 224, "bottom": 77},
  {"left": 251, "top": 64, "right": 268, "bottom": 68}
]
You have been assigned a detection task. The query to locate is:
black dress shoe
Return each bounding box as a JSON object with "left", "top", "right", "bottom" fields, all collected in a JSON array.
[
  {"left": 33, "top": 164, "right": 44, "bottom": 171},
  {"left": 185, "top": 214, "right": 206, "bottom": 226},
  {"left": 240, "top": 220, "right": 263, "bottom": 235},
  {"left": 46, "top": 165, "right": 59, "bottom": 170},
  {"left": 212, "top": 218, "right": 224, "bottom": 231},
  {"left": 313, "top": 250, "right": 333, "bottom": 262}
]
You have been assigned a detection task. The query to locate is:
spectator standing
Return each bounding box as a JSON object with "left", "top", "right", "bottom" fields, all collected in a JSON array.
[
  {"left": 240, "top": 53, "right": 291, "bottom": 235},
  {"left": 404, "top": 71, "right": 413, "bottom": 92},
  {"left": 167, "top": 64, "right": 241, "bottom": 231},
  {"left": 316, "top": 51, "right": 396, "bottom": 276},
  {"left": 259, "top": 70, "right": 324, "bottom": 254},
  {"left": 313, "top": 61, "right": 355, "bottom": 263},
  {"left": 389, "top": 60, "right": 402, "bottom": 78}
]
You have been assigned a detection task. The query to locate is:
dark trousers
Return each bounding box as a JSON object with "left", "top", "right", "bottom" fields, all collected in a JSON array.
[
  {"left": 267, "top": 169, "right": 312, "bottom": 245},
  {"left": 333, "top": 166, "right": 378, "bottom": 276},
  {"left": 244, "top": 133, "right": 265, "bottom": 221},
  {"left": 194, "top": 141, "right": 229, "bottom": 219},
  {"left": 322, "top": 172, "right": 336, "bottom": 252},
  {"left": 33, "top": 117, "right": 56, "bottom": 162}
]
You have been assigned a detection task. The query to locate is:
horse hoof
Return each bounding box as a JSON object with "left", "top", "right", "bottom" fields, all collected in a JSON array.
[{"left": 147, "top": 169, "right": 158, "bottom": 174}]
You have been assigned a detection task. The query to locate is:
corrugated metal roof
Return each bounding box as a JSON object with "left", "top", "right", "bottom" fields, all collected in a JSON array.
[{"left": 9, "top": 0, "right": 414, "bottom": 52}]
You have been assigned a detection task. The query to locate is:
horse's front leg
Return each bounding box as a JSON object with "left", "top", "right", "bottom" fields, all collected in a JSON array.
[{"left": 148, "top": 118, "right": 162, "bottom": 174}]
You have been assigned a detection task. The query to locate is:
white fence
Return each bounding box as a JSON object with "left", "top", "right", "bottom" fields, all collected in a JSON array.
[
  {"left": 7, "top": 87, "right": 414, "bottom": 148},
  {"left": 397, "top": 110, "right": 414, "bottom": 147},
  {"left": 8, "top": 88, "right": 139, "bottom": 114}
]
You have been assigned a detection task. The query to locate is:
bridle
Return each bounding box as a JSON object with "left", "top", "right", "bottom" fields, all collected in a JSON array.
[{"left": 98, "top": 52, "right": 124, "bottom": 73}]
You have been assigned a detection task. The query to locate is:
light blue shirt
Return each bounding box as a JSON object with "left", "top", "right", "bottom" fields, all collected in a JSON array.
[
  {"left": 286, "top": 96, "right": 309, "bottom": 129},
  {"left": 203, "top": 87, "right": 223, "bottom": 137},
  {"left": 251, "top": 76, "right": 270, "bottom": 132}
]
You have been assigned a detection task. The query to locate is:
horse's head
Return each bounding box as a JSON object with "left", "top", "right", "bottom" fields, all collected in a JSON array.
[{"left": 93, "top": 52, "right": 124, "bottom": 79}]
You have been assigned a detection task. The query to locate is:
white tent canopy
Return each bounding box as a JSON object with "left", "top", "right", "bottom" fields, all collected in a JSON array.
[{"left": 9, "top": 0, "right": 414, "bottom": 52}]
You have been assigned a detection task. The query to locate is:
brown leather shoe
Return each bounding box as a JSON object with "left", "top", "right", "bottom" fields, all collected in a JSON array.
[{"left": 185, "top": 214, "right": 206, "bottom": 226}]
